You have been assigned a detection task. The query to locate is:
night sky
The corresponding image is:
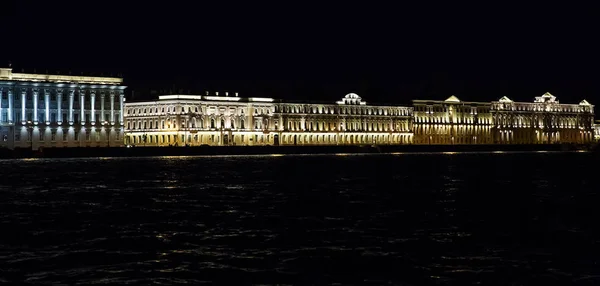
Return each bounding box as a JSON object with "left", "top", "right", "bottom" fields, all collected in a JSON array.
[{"left": 3, "top": 2, "right": 599, "bottom": 105}]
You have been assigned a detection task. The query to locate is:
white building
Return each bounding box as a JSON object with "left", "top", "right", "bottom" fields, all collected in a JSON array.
[
  {"left": 0, "top": 68, "right": 126, "bottom": 150},
  {"left": 124, "top": 92, "right": 414, "bottom": 146}
]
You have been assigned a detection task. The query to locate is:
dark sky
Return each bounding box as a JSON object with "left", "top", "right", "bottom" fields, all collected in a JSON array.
[{"left": 2, "top": 2, "right": 599, "bottom": 105}]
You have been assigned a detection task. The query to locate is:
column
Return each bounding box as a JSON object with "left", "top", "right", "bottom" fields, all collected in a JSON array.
[
  {"left": 57, "top": 89, "right": 62, "bottom": 124},
  {"left": 100, "top": 91, "right": 105, "bottom": 124},
  {"left": 110, "top": 91, "right": 115, "bottom": 125},
  {"left": 33, "top": 88, "right": 39, "bottom": 125},
  {"left": 44, "top": 89, "right": 50, "bottom": 124},
  {"left": 21, "top": 88, "right": 26, "bottom": 124},
  {"left": 80, "top": 89, "right": 85, "bottom": 125},
  {"left": 119, "top": 91, "right": 124, "bottom": 126},
  {"left": 68, "top": 89, "right": 74, "bottom": 125},
  {"left": 8, "top": 89, "right": 13, "bottom": 123},
  {"left": 90, "top": 91, "right": 96, "bottom": 124}
]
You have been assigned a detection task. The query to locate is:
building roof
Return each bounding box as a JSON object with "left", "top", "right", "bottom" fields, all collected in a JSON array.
[{"left": 0, "top": 68, "right": 123, "bottom": 85}]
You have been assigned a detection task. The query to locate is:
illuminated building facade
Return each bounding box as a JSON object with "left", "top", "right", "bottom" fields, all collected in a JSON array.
[
  {"left": 490, "top": 93, "right": 595, "bottom": 144},
  {"left": 594, "top": 120, "right": 600, "bottom": 141},
  {"left": 124, "top": 93, "right": 414, "bottom": 146},
  {"left": 126, "top": 91, "right": 595, "bottom": 147},
  {"left": 413, "top": 92, "right": 595, "bottom": 145},
  {"left": 0, "top": 68, "right": 126, "bottom": 150},
  {"left": 412, "top": 96, "right": 494, "bottom": 145}
]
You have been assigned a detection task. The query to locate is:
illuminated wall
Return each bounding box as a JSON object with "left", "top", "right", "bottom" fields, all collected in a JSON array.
[
  {"left": 0, "top": 68, "right": 126, "bottom": 150},
  {"left": 594, "top": 121, "right": 600, "bottom": 141},
  {"left": 124, "top": 93, "right": 414, "bottom": 146},
  {"left": 490, "top": 93, "right": 595, "bottom": 144},
  {"left": 412, "top": 96, "right": 494, "bottom": 144},
  {"left": 413, "top": 93, "right": 595, "bottom": 145}
]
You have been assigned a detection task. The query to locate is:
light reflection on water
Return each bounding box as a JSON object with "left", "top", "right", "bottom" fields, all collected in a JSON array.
[{"left": 0, "top": 152, "right": 599, "bottom": 284}]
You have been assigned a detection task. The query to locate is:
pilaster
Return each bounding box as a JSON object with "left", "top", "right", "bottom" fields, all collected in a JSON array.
[
  {"left": 44, "top": 89, "right": 50, "bottom": 124},
  {"left": 21, "top": 88, "right": 26, "bottom": 124},
  {"left": 100, "top": 91, "right": 105, "bottom": 124},
  {"left": 90, "top": 91, "right": 96, "bottom": 124},
  {"left": 33, "top": 88, "right": 39, "bottom": 125},
  {"left": 68, "top": 89, "right": 74, "bottom": 125},
  {"left": 80, "top": 89, "right": 85, "bottom": 125},
  {"left": 110, "top": 90, "right": 115, "bottom": 125},
  {"left": 57, "top": 89, "right": 63, "bottom": 124}
]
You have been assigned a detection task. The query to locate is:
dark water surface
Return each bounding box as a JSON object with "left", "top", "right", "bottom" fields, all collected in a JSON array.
[{"left": 1, "top": 152, "right": 599, "bottom": 285}]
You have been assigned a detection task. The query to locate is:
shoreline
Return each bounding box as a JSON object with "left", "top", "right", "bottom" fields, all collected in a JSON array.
[{"left": 0, "top": 144, "right": 596, "bottom": 159}]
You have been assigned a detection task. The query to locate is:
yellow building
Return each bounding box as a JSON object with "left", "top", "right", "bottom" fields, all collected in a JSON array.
[
  {"left": 413, "top": 92, "right": 595, "bottom": 145},
  {"left": 412, "top": 95, "right": 494, "bottom": 145},
  {"left": 490, "top": 93, "right": 595, "bottom": 144},
  {"left": 124, "top": 93, "right": 414, "bottom": 146}
]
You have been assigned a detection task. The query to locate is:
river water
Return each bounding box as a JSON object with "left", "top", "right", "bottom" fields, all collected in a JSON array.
[{"left": 0, "top": 152, "right": 599, "bottom": 285}]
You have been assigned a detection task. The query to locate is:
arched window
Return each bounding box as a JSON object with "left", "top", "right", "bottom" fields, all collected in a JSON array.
[
  {"left": 127, "top": 122, "right": 131, "bottom": 129},
  {"left": 241, "top": 120, "right": 245, "bottom": 129},
  {"left": 231, "top": 120, "right": 235, "bottom": 129},
  {"left": 221, "top": 119, "right": 225, "bottom": 128},
  {"left": 211, "top": 119, "right": 215, "bottom": 128}
]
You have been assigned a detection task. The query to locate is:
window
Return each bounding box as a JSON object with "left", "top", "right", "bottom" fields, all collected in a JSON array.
[
  {"left": 96, "top": 133, "right": 100, "bottom": 142},
  {"left": 63, "top": 132, "right": 68, "bottom": 141},
  {"left": 62, "top": 113, "right": 67, "bottom": 122},
  {"left": 27, "top": 131, "right": 32, "bottom": 142},
  {"left": 1, "top": 93, "right": 6, "bottom": 100},
  {"left": 241, "top": 120, "right": 245, "bottom": 129},
  {"left": 15, "top": 134, "right": 20, "bottom": 141},
  {"left": 96, "top": 113, "right": 99, "bottom": 121},
  {"left": 85, "top": 131, "right": 91, "bottom": 141},
  {"left": 85, "top": 114, "right": 90, "bottom": 123},
  {"left": 51, "top": 94, "right": 56, "bottom": 101},
  {"left": 51, "top": 131, "right": 56, "bottom": 141},
  {"left": 74, "top": 131, "right": 79, "bottom": 141},
  {"left": 51, "top": 113, "right": 56, "bottom": 122},
  {"left": 27, "top": 113, "right": 32, "bottom": 121},
  {"left": 211, "top": 119, "right": 215, "bottom": 128},
  {"left": 74, "top": 114, "right": 79, "bottom": 123},
  {"left": 39, "top": 132, "right": 44, "bottom": 141}
]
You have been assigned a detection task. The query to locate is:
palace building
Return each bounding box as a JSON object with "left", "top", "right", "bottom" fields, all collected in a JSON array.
[
  {"left": 125, "top": 91, "right": 594, "bottom": 147},
  {"left": 413, "top": 93, "right": 595, "bottom": 145},
  {"left": 124, "top": 92, "right": 414, "bottom": 146},
  {"left": 0, "top": 68, "right": 126, "bottom": 150},
  {"left": 412, "top": 95, "right": 494, "bottom": 145}
]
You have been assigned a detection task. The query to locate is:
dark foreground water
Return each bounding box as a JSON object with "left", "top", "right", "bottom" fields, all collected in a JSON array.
[{"left": 1, "top": 152, "right": 599, "bottom": 285}]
